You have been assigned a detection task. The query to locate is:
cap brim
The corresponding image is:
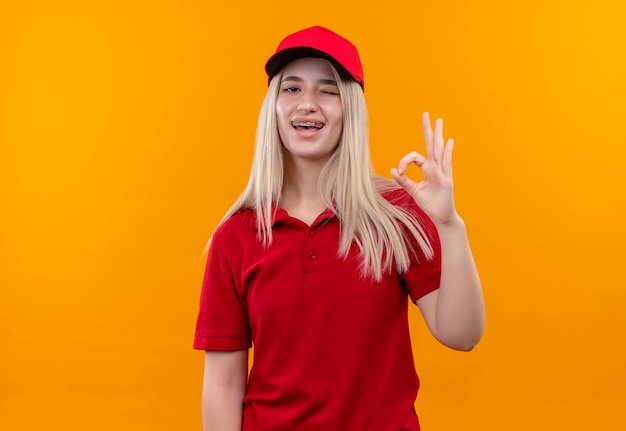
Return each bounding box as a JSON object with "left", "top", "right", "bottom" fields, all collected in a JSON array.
[{"left": 265, "top": 47, "right": 356, "bottom": 84}]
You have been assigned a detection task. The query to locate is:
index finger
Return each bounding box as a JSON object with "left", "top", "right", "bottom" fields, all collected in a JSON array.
[{"left": 397, "top": 151, "right": 426, "bottom": 175}]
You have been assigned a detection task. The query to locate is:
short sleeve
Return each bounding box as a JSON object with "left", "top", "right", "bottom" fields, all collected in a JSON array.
[
  {"left": 397, "top": 194, "right": 442, "bottom": 302},
  {"left": 193, "top": 226, "right": 251, "bottom": 351}
]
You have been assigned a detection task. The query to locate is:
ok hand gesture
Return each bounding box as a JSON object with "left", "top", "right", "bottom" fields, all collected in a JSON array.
[{"left": 390, "top": 112, "right": 458, "bottom": 226}]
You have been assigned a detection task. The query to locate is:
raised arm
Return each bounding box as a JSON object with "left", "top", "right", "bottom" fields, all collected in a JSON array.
[
  {"left": 391, "top": 112, "right": 485, "bottom": 351},
  {"left": 202, "top": 350, "right": 248, "bottom": 431}
]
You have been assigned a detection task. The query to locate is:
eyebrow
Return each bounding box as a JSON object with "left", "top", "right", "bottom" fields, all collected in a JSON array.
[{"left": 281, "top": 76, "right": 338, "bottom": 86}]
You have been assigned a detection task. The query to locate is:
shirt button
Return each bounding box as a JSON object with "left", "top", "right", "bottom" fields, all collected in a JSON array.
[{"left": 309, "top": 250, "right": 317, "bottom": 259}]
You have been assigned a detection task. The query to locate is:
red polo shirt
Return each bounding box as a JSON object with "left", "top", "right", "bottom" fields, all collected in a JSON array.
[{"left": 194, "top": 188, "right": 441, "bottom": 430}]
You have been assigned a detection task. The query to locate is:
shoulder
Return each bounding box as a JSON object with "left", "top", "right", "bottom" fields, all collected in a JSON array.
[
  {"left": 212, "top": 208, "right": 257, "bottom": 243},
  {"left": 374, "top": 177, "right": 436, "bottom": 234},
  {"left": 374, "top": 177, "right": 420, "bottom": 211},
  {"left": 382, "top": 188, "right": 414, "bottom": 208},
  {"left": 205, "top": 209, "right": 260, "bottom": 266},
  {"left": 374, "top": 177, "right": 405, "bottom": 198}
]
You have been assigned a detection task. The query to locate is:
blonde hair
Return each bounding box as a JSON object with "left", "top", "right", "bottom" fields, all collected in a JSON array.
[{"left": 211, "top": 61, "right": 433, "bottom": 282}]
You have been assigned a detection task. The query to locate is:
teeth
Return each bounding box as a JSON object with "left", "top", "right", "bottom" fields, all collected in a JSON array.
[{"left": 292, "top": 121, "right": 324, "bottom": 129}]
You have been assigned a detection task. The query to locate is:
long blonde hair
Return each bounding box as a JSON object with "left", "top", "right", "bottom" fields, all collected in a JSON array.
[{"left": 211, "top": 61, "right": 433, "bottom": 282}]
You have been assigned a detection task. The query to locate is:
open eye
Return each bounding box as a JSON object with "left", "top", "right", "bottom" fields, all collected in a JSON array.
[{"left": 282, "top": 86, "right": 300, "bottom": 93}]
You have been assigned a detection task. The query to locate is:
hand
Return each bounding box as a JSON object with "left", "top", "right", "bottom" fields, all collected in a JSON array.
[{"left": 390, "top": 112, "right": 458, "bottom": 225}]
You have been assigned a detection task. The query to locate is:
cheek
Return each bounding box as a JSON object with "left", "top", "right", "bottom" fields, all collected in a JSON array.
[
  {"left": 275, "top": 97, "right": 292, "bottom": 121},
  {"left": 334, "top": 113, "right": 344, "bottom": 138},
  {"left": 275, "top": 105, "right": 285, "bottom": 124},
  {"left": 331, "top": 103, "right": 344, "bottom": 127},
  {"left": 275, "top": 104, "right": 289, "bottom": 140}
]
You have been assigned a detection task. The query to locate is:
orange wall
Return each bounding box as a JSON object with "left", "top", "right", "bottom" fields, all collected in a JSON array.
[{"left": 1, "top": 1, "right": 625, "bottom": 430}]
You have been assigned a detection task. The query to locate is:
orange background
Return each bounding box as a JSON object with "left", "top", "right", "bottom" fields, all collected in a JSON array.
[{"left": 1, "top": 1, "right": 625, "bottom": 430}]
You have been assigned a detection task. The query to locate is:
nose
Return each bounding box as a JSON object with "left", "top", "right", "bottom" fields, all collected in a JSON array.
[
  {"left": 296, "top": 102, "right": 317, "bottom": 113},
  {"left": 296, "top": 90, "right": 318, "bottom": 113}
]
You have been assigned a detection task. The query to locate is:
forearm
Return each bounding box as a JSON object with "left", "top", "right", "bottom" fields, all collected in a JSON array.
[
  {"left": 432, "top": 215, "right": 485, "bottom": 350},
  {"left": 202, "top": 351, "right": 247, "bottom": 431},
  {"left": 202, "top": 384, "right": 245, "bottom": 431}
]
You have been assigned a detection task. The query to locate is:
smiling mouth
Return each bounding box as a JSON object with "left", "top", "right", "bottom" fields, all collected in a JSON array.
[{"left": 291, "top": 121, "right": 324, "bottom": 129}]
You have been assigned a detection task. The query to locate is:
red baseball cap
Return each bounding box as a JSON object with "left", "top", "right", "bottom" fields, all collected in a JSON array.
[{"left": 265, "top": 26, "right": 364, "bottom": 89}]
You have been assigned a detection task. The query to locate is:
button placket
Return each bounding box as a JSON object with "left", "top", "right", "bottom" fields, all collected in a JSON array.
[{"left": 303, "top": 226, "right": 321, "bottom": 275}]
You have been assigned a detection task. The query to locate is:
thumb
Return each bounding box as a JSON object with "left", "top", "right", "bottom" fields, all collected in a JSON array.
[{"left": 390, "top": 167, "right": 412, "bottom": 190}]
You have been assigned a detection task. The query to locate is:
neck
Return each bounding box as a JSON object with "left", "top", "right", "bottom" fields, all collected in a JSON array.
[{"left": 280, "top": 157, "right": 327, "bottom": 221}]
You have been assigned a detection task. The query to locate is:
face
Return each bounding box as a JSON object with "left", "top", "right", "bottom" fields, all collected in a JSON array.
[{"left": 276, "top": 57, "right": 343, "bottom": 165}]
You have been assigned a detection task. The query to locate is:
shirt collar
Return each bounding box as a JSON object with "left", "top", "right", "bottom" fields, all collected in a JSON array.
[
  {"left": 272, "top": 206, "right": 336, "bottom": 227},
  {"left": 241, "top": 205, "right": 336, "bottom": 229}
]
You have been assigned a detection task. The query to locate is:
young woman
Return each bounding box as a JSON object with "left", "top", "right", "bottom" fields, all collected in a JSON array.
[{"left": 194, "top": 26, "right": 485, "bottom": 431}]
